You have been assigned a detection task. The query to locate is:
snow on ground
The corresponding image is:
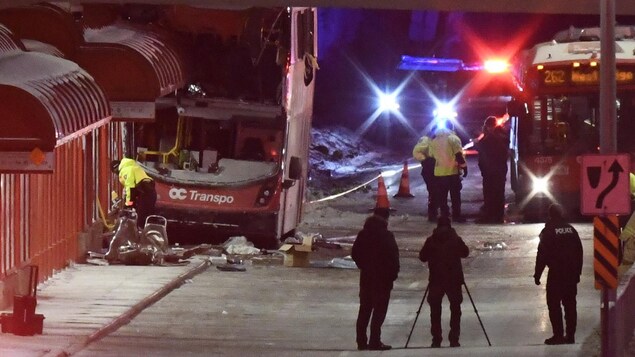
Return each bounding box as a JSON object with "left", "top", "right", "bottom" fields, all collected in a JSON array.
[
  {"left": 299, "top": 125, "right": 410, "bottom": 236},
  {"left": 307, "top": 125, "right": 405, "bottom": 199}
]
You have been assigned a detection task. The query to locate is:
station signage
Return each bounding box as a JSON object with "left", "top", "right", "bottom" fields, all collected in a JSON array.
[
  {"left": 111, "top": 101, "right": 156, "bottom": 122},
  {"left": 0, "top": 149, "right": 54, "bottom": 173}
]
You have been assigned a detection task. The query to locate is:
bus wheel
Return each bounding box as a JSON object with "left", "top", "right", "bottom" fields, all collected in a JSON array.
[
  {"left": 281, "top": 229, "right": 296, "bottom": 242},
  {"left": 250, "top": 234, "right": 279, "bottom": 250}
]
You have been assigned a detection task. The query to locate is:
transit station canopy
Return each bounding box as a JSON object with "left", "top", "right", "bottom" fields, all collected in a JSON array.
[
  {"left": 0, "top": 3, "right": 187, "bottom": 104},
  {"left": 0, "top": 24, "right": 110, "bottom": 151}
]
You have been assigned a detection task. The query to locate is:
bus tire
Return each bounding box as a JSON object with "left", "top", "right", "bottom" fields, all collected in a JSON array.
[
  {"left": 510, "top": 158, "right": 518, "bottom": 192},
  {"left": 250, "top": 234, "right": 279, "bottom": 250}
]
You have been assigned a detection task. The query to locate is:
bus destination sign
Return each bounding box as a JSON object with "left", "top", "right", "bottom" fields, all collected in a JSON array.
[{"left": 541, "top": 67, "right": 635, "bottom": 86}]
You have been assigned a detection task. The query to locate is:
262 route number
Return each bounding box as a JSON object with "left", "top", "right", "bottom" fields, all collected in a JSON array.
[{"left": 544, "top": 70, "right": 566, "bottom": 85}]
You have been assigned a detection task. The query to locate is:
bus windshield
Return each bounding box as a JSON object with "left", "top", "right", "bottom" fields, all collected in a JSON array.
[{"left": 135, "top": 109, "right": 285, "bottom": 185}]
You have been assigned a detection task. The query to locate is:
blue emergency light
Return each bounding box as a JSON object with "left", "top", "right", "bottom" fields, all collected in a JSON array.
[{"left": 399, "top": 55, "right": 465, "bottom": 72}]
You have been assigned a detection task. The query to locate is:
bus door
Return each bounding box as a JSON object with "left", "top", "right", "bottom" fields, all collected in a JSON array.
[{"left": 516, "top": 95, "right": 600, "bottom": 218}]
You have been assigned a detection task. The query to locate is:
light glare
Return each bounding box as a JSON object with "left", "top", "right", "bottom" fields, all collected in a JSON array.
[
  {"left": 483, "top": 59, "right": 509, "bottom": 73},
  {"left": 378, "top": 92, "right": 400, "bottom": 112},
  {"left": 433, "top": 103, "right": 457, "bottom": 119},
  {"left": 531, "top": 176, "right": 549, "bottom": 195}
]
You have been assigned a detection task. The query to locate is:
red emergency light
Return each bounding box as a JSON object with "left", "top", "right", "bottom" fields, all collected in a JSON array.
[{"left": 483, "top": 59, "right": 510, "bottom": 74}]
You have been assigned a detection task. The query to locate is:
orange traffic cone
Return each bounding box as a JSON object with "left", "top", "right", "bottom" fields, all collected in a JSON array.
[
  {"left": 394, "top": 161, "right": 415, "bottom": 198},
  {"left": 375, "top": 175, "right": 391, "bottom": 209}
]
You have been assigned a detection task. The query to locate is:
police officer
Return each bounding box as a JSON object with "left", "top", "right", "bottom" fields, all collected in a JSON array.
[
  {"left": 476, "top": 116, "right": 509, "bottom": 223},
  {"left": 429, "top": 121, "right": 467, "bottom": 222},
  {"left": 413, "top": 129, "right": 438, "bottom": 221},
  {"left": 351, "top": 207, "right": 400, "bottom": 351},
  {"left": 419, "top": 216, "right": 469, "bottom": 347},
  {"left": 111, "top": 158, "right": 157, "bottom": 229},
  {"left": 534, "top": 204, "right": 583, "bottom": 345}
]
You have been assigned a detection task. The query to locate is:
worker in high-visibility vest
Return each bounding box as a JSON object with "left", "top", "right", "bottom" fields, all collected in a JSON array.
[
  {"left": 429, "top": 121, "right": 467, "bottom": 222},
  {"left": 110, "top": 158, "right": 157, "bottom": 229}
]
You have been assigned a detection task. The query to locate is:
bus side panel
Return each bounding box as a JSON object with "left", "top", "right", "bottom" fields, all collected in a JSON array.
[{"left": 278, "top": 8, "right": 316, "bottom": 238}]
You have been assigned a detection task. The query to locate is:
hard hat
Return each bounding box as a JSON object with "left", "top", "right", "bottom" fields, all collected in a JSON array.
[{"left": 110, "top": 160, "right": 121, "bottom": 174}]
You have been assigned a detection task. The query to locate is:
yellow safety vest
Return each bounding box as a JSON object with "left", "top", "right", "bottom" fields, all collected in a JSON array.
[{"left": 430, "top": 129, "right": 465, "bottom": 177}]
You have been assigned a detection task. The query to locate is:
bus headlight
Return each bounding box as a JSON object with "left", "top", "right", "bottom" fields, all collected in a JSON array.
[
  {"left": 255, "top": 179, "right": 278, "bottom": 207},
  {"left": 531, "top": 176, "right": 550, "bottom": 195}
]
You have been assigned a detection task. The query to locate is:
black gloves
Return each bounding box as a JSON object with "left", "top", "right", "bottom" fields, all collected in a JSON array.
[
  {"left": 455, "top": 153, "right": 467, "bottom": 177},
  {"left": 534, "top": 276, "right": 541, "bottom": 285},
  {"left": 454, "top": 152, "right": 466, "bottom": 165}
]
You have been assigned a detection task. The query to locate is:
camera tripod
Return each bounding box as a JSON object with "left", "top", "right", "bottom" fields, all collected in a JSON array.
[{"left": 405, "top": 282, "right": 492, "bottom": 348}]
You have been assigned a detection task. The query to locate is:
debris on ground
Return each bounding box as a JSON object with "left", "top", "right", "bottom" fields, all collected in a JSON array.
[
  {"left": 283, "top": 231, "right": 321, "bottom": 245},
  {"left": 209, "top": 255, "right": 228, "bottom": 265},
  {"left": 223, "top": 236, "right": 261, "bottom": 255},
  {"left": 216, "top": 264, "right": 247, "bottom": 272},
  {"left": 328, "top": 256, "right": 357, "bottom": 269},
  {"left": 475, "top": 241, "right": 509, "bottom": 251}
]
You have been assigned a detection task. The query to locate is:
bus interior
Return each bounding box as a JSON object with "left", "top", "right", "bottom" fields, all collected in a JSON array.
[{"left": 133, "top": 101, "right": 286, "bottom": 186}]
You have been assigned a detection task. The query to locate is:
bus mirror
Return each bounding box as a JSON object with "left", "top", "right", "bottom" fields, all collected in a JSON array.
[
  {"left": 288, "top": 156, "right": 302, "bottom": 180},
  {"left": 282, "top": 179, "right": 295, "bottom": 189}
]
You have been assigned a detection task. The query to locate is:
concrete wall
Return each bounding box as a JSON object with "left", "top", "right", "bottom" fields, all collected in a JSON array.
[{"left": 614, "top": 268, "right": 635, "bottom": 356}]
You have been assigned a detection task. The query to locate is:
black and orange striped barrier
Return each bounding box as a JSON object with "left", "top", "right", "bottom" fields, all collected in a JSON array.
[{"left": 593, "top": 215, "right": 620, "bottom": 289}]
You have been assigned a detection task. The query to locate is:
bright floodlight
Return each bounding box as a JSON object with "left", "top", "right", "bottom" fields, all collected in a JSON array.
[
  {"left": 531, "top": 176, "right": 550, "bottom": 195},
  {"left": 378, "top": 92, "right": 400, "bottom": 113},
  {"left": 484, "top": 59, "right": 509, "bottom": 73},
  {"left": 433, "top": 103, "right": 457, "bottom": 119}
]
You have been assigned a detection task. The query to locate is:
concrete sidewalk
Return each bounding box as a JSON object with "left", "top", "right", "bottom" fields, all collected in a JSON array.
[{"left": 0, "top": 257, "right": 210, "bottom": 357}]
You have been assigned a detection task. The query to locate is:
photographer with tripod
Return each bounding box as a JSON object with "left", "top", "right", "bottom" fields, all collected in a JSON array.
[{"left": 418, "top": 215, "right": 469, "bottom": 348}]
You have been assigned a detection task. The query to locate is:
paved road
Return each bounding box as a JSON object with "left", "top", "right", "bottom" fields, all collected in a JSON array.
[
  {"left": 74, "top": 219, "right": 600, "bottom": 356},
  {"left": 0, "top": 154, "right": 612, "bottom": 356}
]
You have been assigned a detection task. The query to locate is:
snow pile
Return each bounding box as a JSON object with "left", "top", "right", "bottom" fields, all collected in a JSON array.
[{"left": 308, "top": 126, "right": 403, "bottom": 197}]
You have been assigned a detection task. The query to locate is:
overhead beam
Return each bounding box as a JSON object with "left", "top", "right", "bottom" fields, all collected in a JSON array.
[{"left": 0, "top": 0, "right": 633, "bottom": 15}]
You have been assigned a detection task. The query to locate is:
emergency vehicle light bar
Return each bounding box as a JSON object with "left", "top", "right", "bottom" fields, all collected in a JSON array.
[
  {"left": 399, "top": 55, "right": 510, "bottom": 74},
  {"left": 398, "top": 55, "right": 465, "bottom": 72}
]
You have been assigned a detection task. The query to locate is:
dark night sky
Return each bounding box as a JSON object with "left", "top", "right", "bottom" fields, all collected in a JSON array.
[{"left": 313, "top": 9, "right": 635, "bottom": 148}]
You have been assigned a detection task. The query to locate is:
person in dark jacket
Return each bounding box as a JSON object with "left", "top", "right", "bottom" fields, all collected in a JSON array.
[
  {"left": 351, "top": 207, "right": 400, "bottom": 351},
  {"left": 419, "top": 216, "right": 469, "bottom": 348},
  {"left": 534, "top": 204, "right": 583, "bottom": 345},
  {"left": 412, "top": 129, "right": 438, "bottom": 221},
  {"left": 476, "top": 116, "right": 509, "bottom": 223}
]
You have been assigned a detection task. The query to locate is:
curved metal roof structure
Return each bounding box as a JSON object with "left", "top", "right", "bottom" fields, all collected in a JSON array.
[{"left": 0, "top": 24, "right": 110, "bottom": 151}]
